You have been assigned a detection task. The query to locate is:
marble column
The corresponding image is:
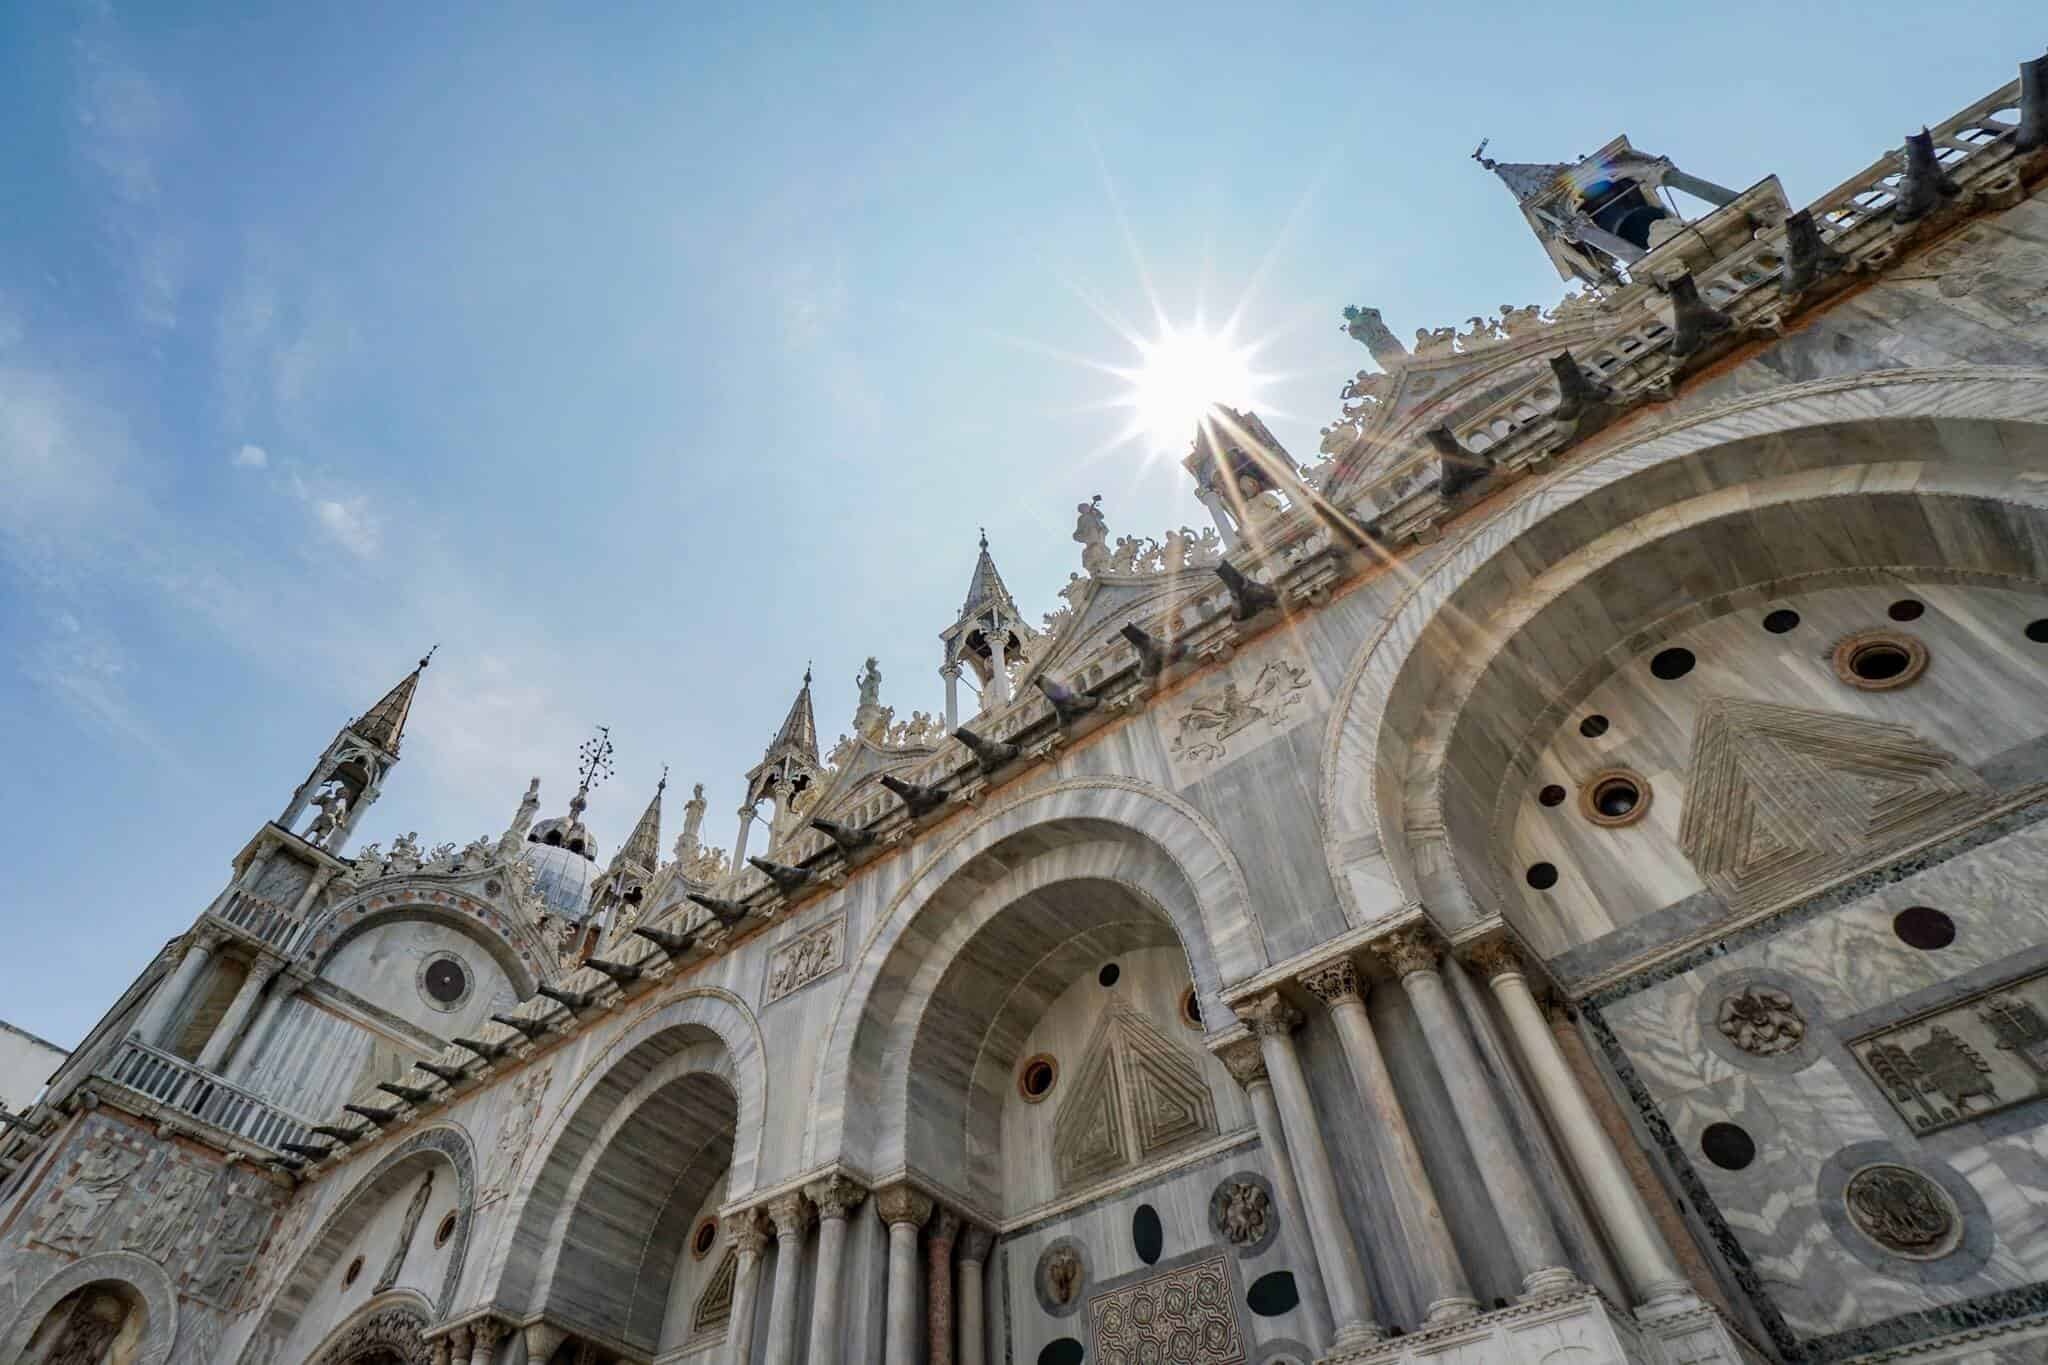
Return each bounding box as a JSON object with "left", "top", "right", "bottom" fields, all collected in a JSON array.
[
  {"left": 957, "top": 1225, "right": 994, "bottom": 1365},
  {"left": 431, "top": 1337, "right": 453, "bottom": 1365},
  {"left": 466, "top": 1319, "right": 501, "bottom": 1365},
  {"left": 196, "top": 953, "right": 283, "bottom": 1073},
  {"left": 876, "top": 1184, "right": 933, "bottom": 1365},
  {"left": 287, "top": 865, "right": 337, "bottom": 919},
  {"left": 1217, "top": 1040, "right": 1334, "bottom": 1344},
  {"left": 726, "top": 1211, "right": 771, "bottom": 1365},
  {"left": 132, "top": 927, "right": 222, "bottom": 1045},
  {"left": 1374, "top": 930, "right": 1577, "bottom": 1298},
  {"left": 762, "top": 1192, "right": 815, "bottom": 1365},
  {"left": 1300, "top": 958, "right": 1478, "bottom": 1325},
  {"left": 1242, "top": 993, "right": 1382, "bottom": 1350},
  {"left": 237, "top": 839, "right": 279, "bottom": 893},
  {"left": 927, "top": 1206, "right": 961, "bottom": 1365},
  {"left": 803, "top": 1176, "right": 866, "bottom": 1365},
  {"left": 226, "top": 973, "right": 305, "bottom": 1083},
  {"left": 942, "top": 663, "right": 962, "bottom": 731},
  {"left": 986, "top": 632, "right": 1011, "bottom": 705},
  {"left": 447, "top": 1327, "right": 470, "bottom": 1365},
  {"left": 733, "top": 805, "right": 758, "bottom": 871},
  {"left": 520, "top": 1322, "right": 568, "bottom": 1365},
  {"left": 1471, "top": 942, "right": 1692, "bottom": 1308}
]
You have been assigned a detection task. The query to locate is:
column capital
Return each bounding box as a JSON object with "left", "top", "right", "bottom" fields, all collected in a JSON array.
[
  {"left": 448, "top": 1326, "right": 472, "bottom": 1355},
  {"left": 251, "top": 951, "right": 288, "bottom": 983},
  {"left": 939, "top": 661, "right": 964, "bottom": 679},
  {"left": 1299, "top": 957, "right": 1364, "bottom": 1007},
  {"left": 468, "top": 1317, "right": 503, "bottom": 1351},
  {"left": 767, "top": 1190, "right": 816, "bottom": 1237},
  {"left": 1214, "top": 1038, "right": 1269, "bottom": 1089},
  {"left": 875, "top": 1183, "right": 934, "bottom": 1229},
  {"left": 958, "top": 1224, "right": 996, "bottom": 1263},
  {"left": 1464, "top": 938, "right": 1525, "bottom": 982},
  {"left": 804, "top": 1174, "right": 868, "bottom": 1220},
  {"left": 190, "top": 924, "right": 229, "bottom": 953},
  {"left": 520, "top": 1322, "right": 569, "bottom": 1362},
  {"left": 431, "top": 1339, "right": 453, "bottom": 1365},
  {"left": 726, "top": 1208, "right": 772, "bottom": 1257},
  {"left": 1241, "top": 991, "right": 1302, "bottom": 1039},
  {"left": 1371, "top": 927, "right": 1442, "bottom": 979},
  {"left": 929, "top": 1206, "right": 962, "bottom": 1246}
]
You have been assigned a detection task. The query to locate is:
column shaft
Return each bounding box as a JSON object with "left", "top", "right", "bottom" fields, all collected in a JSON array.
[
  {"left": 762, "top": 1194, "right": 814, "bottom": 1365},
  {"left": 956, "top": 1226, "right": 993, "bottom": 1365},
  {"left": 805, "top": 1215, "right": 850, "bottom": 1365},
  {"left": 726, "top": 1241, "right": 765, "bottom": 1365},
  {"left": 133, "top": 936, "right": 214, "bottom": 1045},
  {"left": 1379, "top": 933, "right": 1576, "bottom": 1299},
  {"left": 1305, "top": 960, "right": 1476, "bottom": 1325},
  {"left": 225, "top": 982, "right": 294, "bottom": 1083},
  {"left": 1484, "top": 958, "right": 1690, "bottom": 1306},
  {"left": 196, "top": 958, "right": 277, "bottom": 1073},
  {"left": 927, "top": 1209, "right": 960, "bottom": 1365},
  {"left": 1243, "top": 994, "right": 1381, "bottom": 1349},
  {"left": 1220, "top": 1041, "right": 1333, "bottom": 1342},
  {"left": 876, "top": 1186, "right": 932, "bottom": 1365}
]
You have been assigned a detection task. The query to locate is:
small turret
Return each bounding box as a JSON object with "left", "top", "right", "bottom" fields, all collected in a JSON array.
[
  {"left": 279, "top": 648, "right": 434, "bottom": 855},
  {"left": 736, "top": 670, "right": 825, "bottom": 866},
  {"left": 940, "top": 530, "right": 1036, "bottom": 727}
]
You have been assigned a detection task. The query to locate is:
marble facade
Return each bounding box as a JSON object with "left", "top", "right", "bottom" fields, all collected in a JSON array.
[{"left": 5, "top": 48, "right": 2048, "bottom": 1365}]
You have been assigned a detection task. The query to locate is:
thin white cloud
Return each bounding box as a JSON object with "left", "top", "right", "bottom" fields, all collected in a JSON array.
[
  {"left": 314, "top": 496, "right": 381, "bottom": 558},
  {"left": 232, "top": 443, "right": 268, "bottom": 468},
  {"left": 71, "top": 6, "right": 186, "bottom": 330}
]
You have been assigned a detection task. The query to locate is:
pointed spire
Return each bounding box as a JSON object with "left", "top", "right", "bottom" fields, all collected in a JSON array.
[
  {"left": 764, "top": 668, "right": 820, "bottom": 765},
  {"left": 353, "top": 647, "right": 434, "bottom": 755},
  {"left": 960, "top": 531, "right": 1022, "bottom": 621},
  {"left": 1472, "top": 138, "right": 1574, "bottom": 203},
  {"left": 612, "top": 767, "right": 666, "bottom": 877}
]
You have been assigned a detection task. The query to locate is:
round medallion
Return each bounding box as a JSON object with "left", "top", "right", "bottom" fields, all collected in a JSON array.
[
  {"left": 418, "top": 953, "right": 471, "bottom": 1011},
  {"left": 1843, "top": 1163, "right": 1960, "bottom": 1260},
  {"left": 1579, "top": 768, "right": 1651, "bottom": 828},
  {"left": 1832, "top": 629, "right": 1928, "bottom": 691},
  {"left": 1035, "top": 1239, "right": 1087, "bottom": 1317},
  {"left": 1209, "top": 1173, "right": 1279, "bottom": 1256}
]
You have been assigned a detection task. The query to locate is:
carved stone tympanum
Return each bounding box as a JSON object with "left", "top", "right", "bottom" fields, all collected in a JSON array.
[{"left": 1843, "top": 1164, "right": 1959, "bottom": 1259}]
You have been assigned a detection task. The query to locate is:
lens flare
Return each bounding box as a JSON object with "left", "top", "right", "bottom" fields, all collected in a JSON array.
[{"left": 1121, "top": 326, "right": 1259, "bottom": 455}]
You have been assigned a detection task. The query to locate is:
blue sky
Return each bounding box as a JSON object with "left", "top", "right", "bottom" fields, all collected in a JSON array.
[{"left": 1, "top": 1, "right": 2037, "bottom": 1049}]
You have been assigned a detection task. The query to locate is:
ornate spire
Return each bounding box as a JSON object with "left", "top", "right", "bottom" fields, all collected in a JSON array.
[
  {"left": 766, "top": 668, "right": 819, "bottom": 765},
  {"left": 1471, "top": 139, "right": 1574, "bottom": 203},
  {"left": 612, "top": 767, "right": 666, "bottom": 879},
  {"left": 746, "top": 669, "right": 823, "bottom": 808},
  {"left": 959, "top": 529, "right": 1022, "bottom": 622},
  {"left": 353, "top": 647, "right": 434, "bottom": 755}
]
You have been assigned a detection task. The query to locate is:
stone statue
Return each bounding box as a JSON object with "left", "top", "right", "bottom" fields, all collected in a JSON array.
[
  {"left": 423, "top": 842, "right": 460, "bottom": 874},
  {"left": 1341, "top": 305, "right": 1408, "bottom": 370},
  {"left": 1414, "top": 325, "right": 1459, "bottom": 358},
  {"left": 1073, "top": 495, "right": 1110, "bottom": 575},
  {"left": 1044, "top": 1245, "right": 1083, "bottom": 1305},
  {"left": 1460, "top": 315, "right": 1503, "bottom": 350},
  {"left": 346, "top": 843, "right": 386, "bottom": 888},
  {"left": 387, "top": 833, "right": 422, "bottom": 876},
  {"left": 374, "top": 1171, "right": 435, "bottom": 1292},
  {"left": 498, "top": 778, "right": 542, "bottom": 857},
  {"left": 1499, "top": 302, "right": 1548, "bottom": 336},
  {"left": 1161, "top": 527, "right": 1192, "bottom": 574},
  {"left": 458, "top": 837, "right": 494, "bottom": 870},
  {"left": 1216, "top": 1180, "right": 1272, "bottom": 1248},
  {"left": 305, "top": 783, "right": 350, "bottom": 848},
  {"left": 856, "top": 657, "right": 882, "bottom": 709},
  {"left": 1235, "top": 474, "right": 1286, "bottom": 527}
]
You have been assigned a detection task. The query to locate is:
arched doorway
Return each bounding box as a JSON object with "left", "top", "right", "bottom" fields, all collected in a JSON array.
[
  {"left": 304, "top": 1301, "right": 434, "bottom": 1365},
  {"left": 18, "top": 1281, "right": 144, "bottom": 1365}
]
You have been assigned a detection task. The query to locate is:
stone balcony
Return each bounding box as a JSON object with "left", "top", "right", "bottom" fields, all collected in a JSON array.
[{"left": 98, "top": 1036, "right": 315, "bottom": 1157}]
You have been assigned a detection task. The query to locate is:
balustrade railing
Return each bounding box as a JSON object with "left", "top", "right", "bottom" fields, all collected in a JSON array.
[
  {"left": 102, "top": 1038, "right": 312, "bottom": 1153},
  {"left": 214, "top": 888, "right": 312, "bottom": 955}
]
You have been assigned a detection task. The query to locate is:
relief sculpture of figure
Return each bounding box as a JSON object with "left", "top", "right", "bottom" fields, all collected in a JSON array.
[
  {"left": 122, "top": 1164, "right": 210, "bottom": 1262},
  {"left": 196, "top": 1198, "right": 269, "bottom": 1303},
  {"left": 374, "top": 1171, "right": 436, "bottom": 1292},
  {"left": 41, "top": 1143, "right": 144, "bottom": 1253}
]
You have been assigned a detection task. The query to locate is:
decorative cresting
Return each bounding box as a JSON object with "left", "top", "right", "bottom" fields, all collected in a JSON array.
[
  {"left": 1677, "top": 697, "right": 1993, "bottom": 912},
  {"left": 310, "top": 1302, "right": 434, "bottom": 1365},
  {"left": 1052, "top": 996, "right": 1217, "bottom": 1191},
  {"left": 1316, "top": 375, "right": 2048, "bottom": 932},
  {"left": 0, "top": 1252, "right": 179, "bottom": 1365}
]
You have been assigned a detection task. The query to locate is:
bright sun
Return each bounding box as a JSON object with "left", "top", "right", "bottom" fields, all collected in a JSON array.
[{"left": 1122, "top": 326, "right": 1259, "bottom": 455}]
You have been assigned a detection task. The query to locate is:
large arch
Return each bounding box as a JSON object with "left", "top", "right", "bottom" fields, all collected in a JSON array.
[
  {"left": 487, "top": 989, "right": 764, "bottom": 1330},
  {"left": 301, "top": 886, "right": 550, "bottom": 996},
  {"left": 242, "top": 1125, "right": 477, "bottom": 1363},
  {"left": 302, "top": 1294, "right": 435, "bottom": 1365},
  {"left": 812, "top": 778, "right": 1259, "bottom": 1205},
  {"left": 0, "top": 1252, "right": 178, "bottom": 1365},
  {"left": 1320, "top": 368, "right": 2048, "bottom": 935}
]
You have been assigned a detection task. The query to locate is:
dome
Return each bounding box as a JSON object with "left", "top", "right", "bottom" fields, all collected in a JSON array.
[
  {"left": 520, "top": 840, "right": 601, "bottom": 922},
  {"left": 528, "top": 815, "right": 600, "bottom": 862}
]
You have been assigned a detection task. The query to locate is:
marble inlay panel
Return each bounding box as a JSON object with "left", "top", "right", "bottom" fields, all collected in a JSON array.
[
  {"left": 1849, "top": 966, "right": 2048, "bottom": 1136},
  {"left": 1087, "top": 1249, "right": 1245, "bottom": 1365}
]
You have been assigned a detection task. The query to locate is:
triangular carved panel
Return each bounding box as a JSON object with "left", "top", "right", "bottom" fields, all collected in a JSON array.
[
  {"left": 1054, "top": 1012, "right": 1129, "bottom": 1189},
  {"left": 1052, "top": 998, "right": 1216, "bottom": 1193},
  {"left": 691, "top": 1248, "right": 738, "bottom": 1336},
  {"left": 1114, "top": 1006, "right": 1217, "bottom": 1159},
  {"left": 1679, "top": 698, "right": 1992, "bottom": 912}
]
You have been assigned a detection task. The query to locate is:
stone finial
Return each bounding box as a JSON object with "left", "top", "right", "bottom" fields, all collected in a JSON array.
[
  {"left": 1464, "top": 939, "right": 1524, "bottom": 982},
  {"left": 1240, "top": 992, "right": 1302, "bottom": 1040},
  {"left": 959, "top": 1224, "right": 996, "bottom": 1263},
  {"left": 875, "top": 1184, "right": 934, "bottom": 1229},
  {"left": 1373, "top": 927, "right": 1441, "bottom": 979},
  {"left": 767, "top": 1191, "right": 816, "bottom": 1237},
  {"left": 804, "top": 1175, "right": 867, "bottom": 1220},
  {"left": 1215, "top": 1039, "right": 1268, "bottom": 1090},
  {"left": 1299, "top": 958, "right": 1364, "bottom": 1007},
  {"left": 726, "top": 1208, "right": 771, "bottom": 1257}
]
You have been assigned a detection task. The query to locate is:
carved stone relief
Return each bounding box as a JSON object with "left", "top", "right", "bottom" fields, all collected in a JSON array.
[
  {"left": 1165, "top": 658, "right": 1314, "bottom": 770},
  {"left": 1088, "top": 1251, "right": 1246, "bottom": 1364},
  {"left": 120, "top": 1158, "right": 215, "bottom": 1264},
  {"left": 483, "top": 1065, "right": 552, "bottom": 1201},
  {"left": 33, "top": 1125, "right": 151, "bottom": 1255},
  {"left": 1849, "top": 965, "right": 2048, "bottom": 1134},
  {"left": 1051, "top": 998, "right": 1216, "bottom": 1193},
  {"left": 1716, "top": 986, "right": 1806, "bottom": 1058},
  {"left": 764, "top": 915, "right": 845, "bottom": 1005},
  {"left": 691, "top": 1248, "right": 738, "bottom": 1337},
  {"left": 374, "top": 1172, "right": 436, "bottom": 1293},
  {"left": 186, "top": 1183, "right": 277, "bottom": 1308},
  {"left": 1208, "top": 1174, "right": 1277, "bottom": 1257},
  {"left": 1036, "top": 1240, "right": 1087, "bottom": 1317},
  {"left": 1842, "top": 1164, "right": 1960, "bottom": 1260},
  {"left": 1678, "top": 698, "right": 1992, "bottom": 913},
  {"left": 308, "top": 1304, "right": 432, "bottom": 1365}
]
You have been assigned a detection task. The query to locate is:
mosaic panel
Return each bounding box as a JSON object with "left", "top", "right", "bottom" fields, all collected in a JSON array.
[{"left": 1087, "top": 1250, "right": 1245, "bottom": 1365}]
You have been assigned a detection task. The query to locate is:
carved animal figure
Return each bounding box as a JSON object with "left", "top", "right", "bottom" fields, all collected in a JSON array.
[{"left": 1044, "top": 1246, "right": 1082, "bottom": 1305}]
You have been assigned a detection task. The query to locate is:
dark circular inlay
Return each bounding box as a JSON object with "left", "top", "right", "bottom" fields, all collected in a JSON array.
[
  {"left": 423, "top": 956, "right": 467, "bottom": 1004},
  {"left": 1889, "top": 598, "right": 1925, "bottom": 622},
  {"left": 1538, "top": 783, "right": 1568, "bottom": 807},
  {"left": 1592, "top": 777, "right": 1640, "bottom": 819},
  {"left": 1038, "top": 1340, "right": 1085, "bottom": 1365},
  {"left": 1020, "top": 1057, "right": 1056, "bottom": 1099},
  {"left": 1180, "top": 986, "right": 1202, "bottom": 1029},
  {"left": 1246, "top": 1270, "right": 1301, "bottom": 1317},
  {"left": 1132, "top": 1204, "right": 1163, "bottom": 1264},
  {"left": 2027, "top": 619, "right": 2048, "bottom": 643},
  {"left": 1701, "top": 1122, "right": 1757, "bottom": 1171},
  {"left": 692, "top": 1216, "right": 718, "bottom": 1258},
  {"left": 1763, "top": 608, "right": 1801, "bottom": 634},
  {"left": 435, "top": 1211, "right": 458, "bottom": 1248},
  {"left": 1650, "top": 647, "right": 1696, "bottom": 680},
  {"left": 1098, "top": 962, "right": 1121, "bottom": 988},
  {"left": 1848, "top": 641, "right": 1912, "bottom": 681},
  {"left": 1525, "top": 862, "right": 1559, "bottom": 891},
  {"left": 343, "top": 1255, "right": 363, "bottom": 1287},
  {"left": 1578, "top": 714, "right": 1610, "bottom": 738},
  {"left": 1894, "top": 906, "right": 1956, "bottom": 951}
]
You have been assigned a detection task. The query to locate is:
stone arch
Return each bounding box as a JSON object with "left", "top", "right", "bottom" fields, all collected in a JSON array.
[
  {"left": 0, "top": 1252, "right": 178, "bottom": 1365},
  {"left": 811, "top": 778, "right": 1261, "bottom": 1203},
  {"left": 487, "top": 989, "right": 764, "bottom": 1327},
  {"left": 303, "top": 1294, "right": 435, "bottom": 1365},
  {"left": 246, "top": 1124, "right": 476, "bottom": 1358},
  {"left": 1320, "top": 368, "right": 2048, "bottom": 934},
  {"left": 302, "top": 885, "right": 548, "bottom": 995}
]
